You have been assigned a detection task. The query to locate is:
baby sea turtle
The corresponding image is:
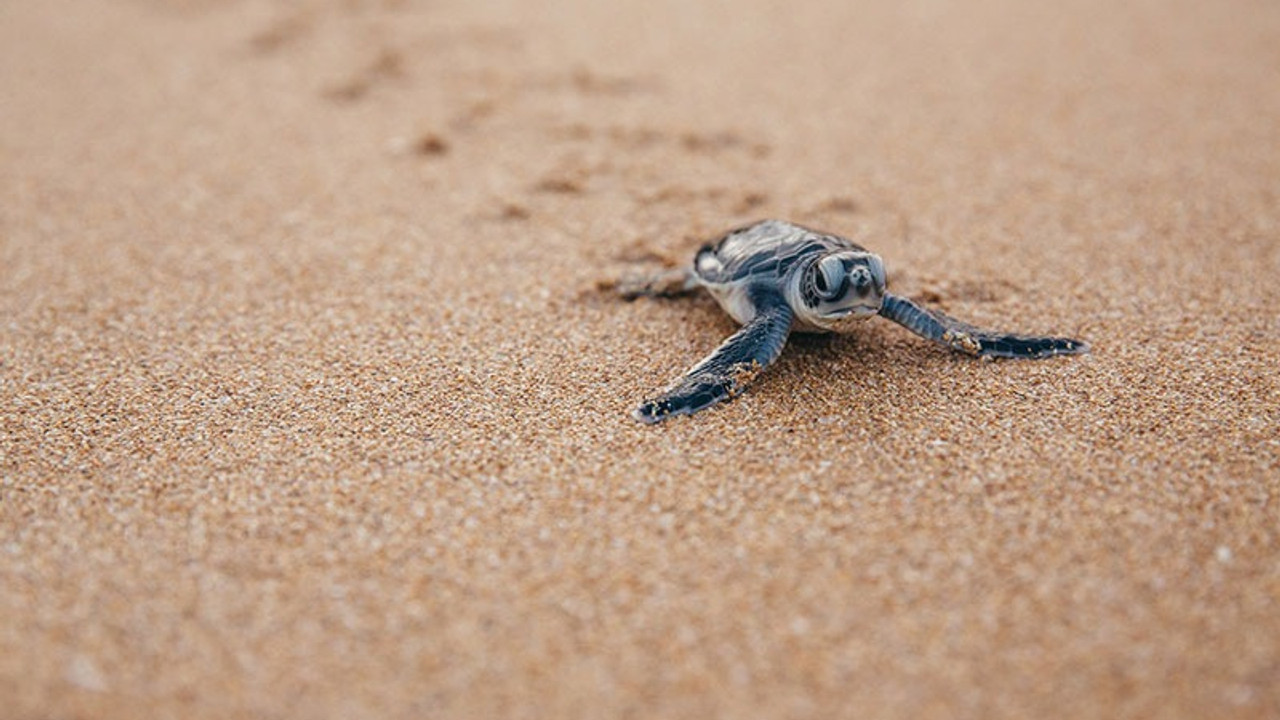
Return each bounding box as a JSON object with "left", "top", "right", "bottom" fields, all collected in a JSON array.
[{"left": 619, "top": 219, "right": 1088, "bottom": 424}]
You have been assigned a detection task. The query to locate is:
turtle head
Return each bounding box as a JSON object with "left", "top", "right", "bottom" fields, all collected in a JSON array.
[{"left": 795, "top": 250, "right": 887, "bottom": 330}]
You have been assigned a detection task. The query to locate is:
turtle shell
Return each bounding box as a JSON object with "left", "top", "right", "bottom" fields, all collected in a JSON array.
[{"left": 693, "top": 220, "right": 867, "bottom": 287}]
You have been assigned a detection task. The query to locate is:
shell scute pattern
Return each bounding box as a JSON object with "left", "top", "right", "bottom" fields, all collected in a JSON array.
[{"left": 696, "top": 221, "right": 858, "bottom": 287}]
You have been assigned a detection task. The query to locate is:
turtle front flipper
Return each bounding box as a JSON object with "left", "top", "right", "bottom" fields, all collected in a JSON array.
[
  {"left": 879, "top": 293, "right": 1088, "bottom": 359},
  {"left": 636, "top": 289, "right": 794, "bottom": 423}
]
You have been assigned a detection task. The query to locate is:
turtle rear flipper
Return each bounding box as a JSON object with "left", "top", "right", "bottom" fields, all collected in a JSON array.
[
  {"left": 617, "top": 267, "right": 699, "bottom": 301},
  {"left": 636, "top": 289, "right": 794, "bottom": 423},
  {"left": 879, "top": 294, "right": 1088, "bottom": 359}
]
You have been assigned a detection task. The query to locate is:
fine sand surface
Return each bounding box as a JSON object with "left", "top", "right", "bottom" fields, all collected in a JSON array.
[{"left": 3, "top": 0, "right": 1278, "bottom": 717}]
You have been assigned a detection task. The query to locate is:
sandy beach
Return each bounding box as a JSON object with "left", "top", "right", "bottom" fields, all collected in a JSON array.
[{"left": 2, "top": 0, "right": 1278, "bottom": 717}]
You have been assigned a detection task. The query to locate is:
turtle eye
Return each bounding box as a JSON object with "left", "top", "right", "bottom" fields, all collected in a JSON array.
[{"left": 816, "top": 256, "right": 845, "bottom": 299}]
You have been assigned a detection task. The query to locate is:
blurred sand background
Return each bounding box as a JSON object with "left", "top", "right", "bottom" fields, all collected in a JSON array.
[{"left": 2, "top": 0, "right": 1278, "bottom": 717}]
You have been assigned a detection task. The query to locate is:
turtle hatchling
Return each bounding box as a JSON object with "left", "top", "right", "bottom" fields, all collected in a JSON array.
[{"left": 619, "top": 219, "right": 1088, "bottom": 424}]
